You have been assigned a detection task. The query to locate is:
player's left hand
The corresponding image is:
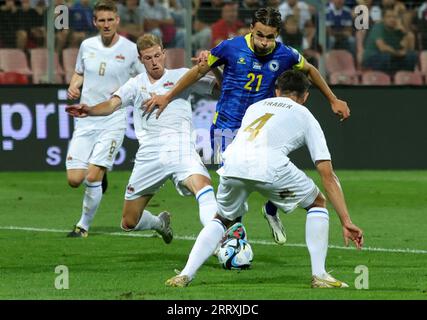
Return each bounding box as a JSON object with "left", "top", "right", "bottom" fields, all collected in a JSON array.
[
  {"left": 342, "top": 222, "right": 363, "bottom": 250},
  {"left": 142, "top": 93, "right": 169, "bottom": 119},
  {"left": 331, "top": 98, "right": 350, "bottom": 122}
]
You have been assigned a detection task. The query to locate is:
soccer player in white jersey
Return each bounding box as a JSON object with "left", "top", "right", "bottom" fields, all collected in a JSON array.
[
  {"left": 166, "top": 70, "right": 364, "bottom": 288},
  {"left": 66, "top": 0, "right": 145, "bottom": 238},
  {"left": 66, "top": 33, "right": 220, "bottom": 243}
]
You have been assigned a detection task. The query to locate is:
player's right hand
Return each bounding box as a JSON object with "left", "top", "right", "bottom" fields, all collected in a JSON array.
[
  {"left": 342, "top": 222, "right": 364, "bottom": 250},
  {"left": 67, "top": 86, "right": 81, "bottom": 100},
  {"left": 196, "top": 50, "right": 209, "bottom": 64},
  {"left": 65, "top": 104, "right": 89, "bottom": 118}
]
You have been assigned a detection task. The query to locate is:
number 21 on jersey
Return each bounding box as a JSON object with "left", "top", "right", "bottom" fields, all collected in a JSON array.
[
  {"left": 244, "top": 113, "right": 273, "bottom": 141},
  {"left": 244, "top": 73, "right": 263, "bottom": 91}
]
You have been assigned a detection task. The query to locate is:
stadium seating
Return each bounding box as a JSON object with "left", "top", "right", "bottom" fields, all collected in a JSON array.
[
  {"left": 165, "top": 48, "right": 185, "bottom": 69},
  {"left": 0, "top": 72, "right": 29, "bottom": 84},
  {"left": 30, "top": 48, "right": 64, "bottom": 84},
  {"left": 62, "top": 48, "right": 79, "bottom": 83},
  {"left": 361, "top": 71, "right": 391, "bottom": 85},
  {"left": 0, "top": 49, "right": 32, "bottom": 76},
  {"left": 325, "top": 49, "right": 359, "bottom": 84},
  {"left": 393, "top": 71, "right": 423, "bottom": 85}
]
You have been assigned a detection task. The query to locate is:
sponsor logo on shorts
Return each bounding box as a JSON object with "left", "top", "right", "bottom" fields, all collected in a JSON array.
[
  {"left": 67, "top": 156, "right": 73, "bottom": 161},
  {"left": 127, "top": 185, "right": 135, "bottom": 193}
]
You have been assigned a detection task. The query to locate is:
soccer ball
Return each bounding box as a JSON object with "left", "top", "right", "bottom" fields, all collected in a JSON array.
[{"left": 217, "top": 238, "right": 254, "bottom": 270}]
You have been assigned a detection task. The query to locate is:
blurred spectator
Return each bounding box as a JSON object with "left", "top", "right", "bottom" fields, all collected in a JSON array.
[
  {"left": 198, "top": 0, "right": 224, "bottom": 24},
  {"left": 355, "top": 0, "right": 382, "bottom": 66},
  {"left": 0, "top": 0, "right": 18, "bottom": 48},
  {"left": 192, "top": 8, "right": 212, "bottom": 53},
  {"left": 278, "top": 0, "right": 313, "bottom": 31},
  {"left": 326, "top": 0, "right": 356, "bottom": 55},
  {"left": 211, "top": 0, "right": 245, "bottom": 47},
  {"left": 69, "top": 0, "right": 96, "bottom": 47},
  {"left": 169, "top": 0, "right": 185, "bottom": 28},
  {"left": 362, "top": 8, "right": 417, "bottom": 74},
  {"left": 278, "top": 15, "right": 319, "bottom": 67},
  {"left": 356, "top": 0, "right": 382, "bottom": 24},
  {"left": 417, "top": 1, "right": 427, "bottom": 49},
  {"left": 54, "top": 0, "right": 71, "bottom": 54},
  {"left": 239, "top": 0, "right": 262, "bottom": 27},
  {"left": 140, "top": 0, "right": 184, "bottom": 48},
  {"left": 118, "top": 0, "right": 144, "bottom": 42},
  {"left": 278, "top": 14, "right": 306, "bottom": 52},
  {"left": 15, "top": 0, "right": 46, "bottom": 50}
]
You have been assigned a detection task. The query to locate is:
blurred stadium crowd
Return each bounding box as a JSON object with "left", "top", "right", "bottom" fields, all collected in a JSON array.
[{"left": 0, "top": 0, "right": 426, "bottom": 85}]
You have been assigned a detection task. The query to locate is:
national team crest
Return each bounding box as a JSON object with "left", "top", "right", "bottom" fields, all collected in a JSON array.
[
  {"left": 115, "top": 54, "right": 126, "bottom": 62},
  {"left": 268, "top": 60, "right": 280, "bottom": 72}
]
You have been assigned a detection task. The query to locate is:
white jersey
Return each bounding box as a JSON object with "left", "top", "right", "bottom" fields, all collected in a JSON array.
[
  {"left": 220, "top": 97, "right": 331, "bottom": 183},
  {"left": 114, "top": 68, "right": 216, "bottom": 155},
  {"left": 75, "top": 35, "right": 145, "bottom": 130}
]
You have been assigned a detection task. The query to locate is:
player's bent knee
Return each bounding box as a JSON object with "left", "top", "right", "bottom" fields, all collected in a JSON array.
[{"left": 67, "top": 178, "right": 83, "bottom": 188}]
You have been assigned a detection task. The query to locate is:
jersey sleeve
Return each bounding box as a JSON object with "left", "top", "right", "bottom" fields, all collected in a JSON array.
[
  {"left": 288, "top": 46, "right": 305, "bottom": 70},
  {"left": 75, "top": 43, "right": 84, "bottom": 75},
  {"left": 208, "top": 40, "right": 229, "bottom": 68},
  {"left": 113, "top": 76, "right": 138, "bottom": 107},
  {"left": 304, "top": 112, "right": 331, "bottom": 164}
]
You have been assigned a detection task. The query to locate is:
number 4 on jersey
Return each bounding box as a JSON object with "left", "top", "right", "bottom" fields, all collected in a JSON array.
[{"left": 243, "top": 113, "right": 274, "bottom": 141}]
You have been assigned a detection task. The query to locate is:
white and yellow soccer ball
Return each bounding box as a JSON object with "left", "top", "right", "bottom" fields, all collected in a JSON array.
[{"left": 217, "top": 238, "right": 254, "bottom": 270}]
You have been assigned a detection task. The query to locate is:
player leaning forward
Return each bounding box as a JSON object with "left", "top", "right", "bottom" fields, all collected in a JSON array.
[
  {"left": 166, "top": 70, "right": 364, "bottom": 288},
  {"left": 66, "top": 0, "right": 145, "bottom": 237},
  {"left": 66, "top": 34, "right": 220, "bottom": 242}
]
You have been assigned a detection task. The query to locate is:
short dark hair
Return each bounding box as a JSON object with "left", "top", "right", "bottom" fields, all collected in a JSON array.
[
  {"left": 252, "top": 7, "right": 282, "bottom": 31},
  {"left": 276, "top": 70, "right": 310, "bottom": 97}
]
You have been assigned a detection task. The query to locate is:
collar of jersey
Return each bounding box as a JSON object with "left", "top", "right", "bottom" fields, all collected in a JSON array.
[{"left": 245, "top": 33, "right": 276, "bottom": 56}]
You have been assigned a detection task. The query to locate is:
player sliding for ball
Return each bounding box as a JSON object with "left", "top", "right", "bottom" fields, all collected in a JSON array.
[
  {"left": 67, "top": 34, "right": 222, "bottom": 243},
  {"left": 166, "top": 70, "right": 363, "bottom": 288}
]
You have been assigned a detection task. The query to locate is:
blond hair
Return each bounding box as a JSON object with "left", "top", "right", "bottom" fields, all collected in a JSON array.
[{"left": 136, "top": 34, "right": 164, "bottom": 53}]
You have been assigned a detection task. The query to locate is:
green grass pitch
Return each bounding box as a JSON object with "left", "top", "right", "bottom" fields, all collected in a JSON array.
[{"left": 0, "top": 170, "right": 426, "bottom": 300}]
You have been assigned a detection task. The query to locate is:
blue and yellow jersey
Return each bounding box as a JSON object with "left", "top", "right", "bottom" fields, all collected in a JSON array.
[{"left": 208, "top": 34, "right": 305, "bottom": 129}]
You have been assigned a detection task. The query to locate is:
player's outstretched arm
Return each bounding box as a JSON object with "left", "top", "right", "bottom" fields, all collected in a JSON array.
[
  {"left": 67, "top": 72, "right": 84, "bottom": 100},
  {"left": 66, "top": 96, "right": 123, "bottom": 118},
  {"left": 301, "top": 62, "right": 350, "bottom": 121},
  {"left": 143, "top": 61, "right": 212, "bottom": 119},
  {"left": 315, "top": 160, "right": 364, "bottom": 249}
]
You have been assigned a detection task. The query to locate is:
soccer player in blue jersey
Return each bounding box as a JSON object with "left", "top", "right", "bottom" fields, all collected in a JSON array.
[{"left": 144, "top": 7, "right": 351, "bottom": 245}]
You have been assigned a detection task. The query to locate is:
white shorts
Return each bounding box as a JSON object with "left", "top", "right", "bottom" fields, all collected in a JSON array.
[
  {"left": 66, "top": 128, "right": 125, "bottom": 171},
  {"left": 125, "top": 149, "right": 211, "bottom": 200},
  {"left": 217, "top": 162, "right": 319, "bottom": 221}
]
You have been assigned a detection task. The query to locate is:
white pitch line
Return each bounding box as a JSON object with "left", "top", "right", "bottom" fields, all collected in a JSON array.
[{"left": 1, "top": 225, "right": 427, "bottom": 255}]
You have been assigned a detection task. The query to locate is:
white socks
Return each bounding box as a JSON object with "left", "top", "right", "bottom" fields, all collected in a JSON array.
[
  {"left": 133, "top": 210, "right": 162, "bottom": 231},
  {"left": 305, "top": 207, "right": 329, "bottom": 277},
  {"left": 77, "top": 180, "right": 103, "bottom": 231},
  {"left": 180, "top": 219, "right": 225, "bottom": 279},
  {"left": 195, "top": 186, "right": 218, "bottom": 226}
]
